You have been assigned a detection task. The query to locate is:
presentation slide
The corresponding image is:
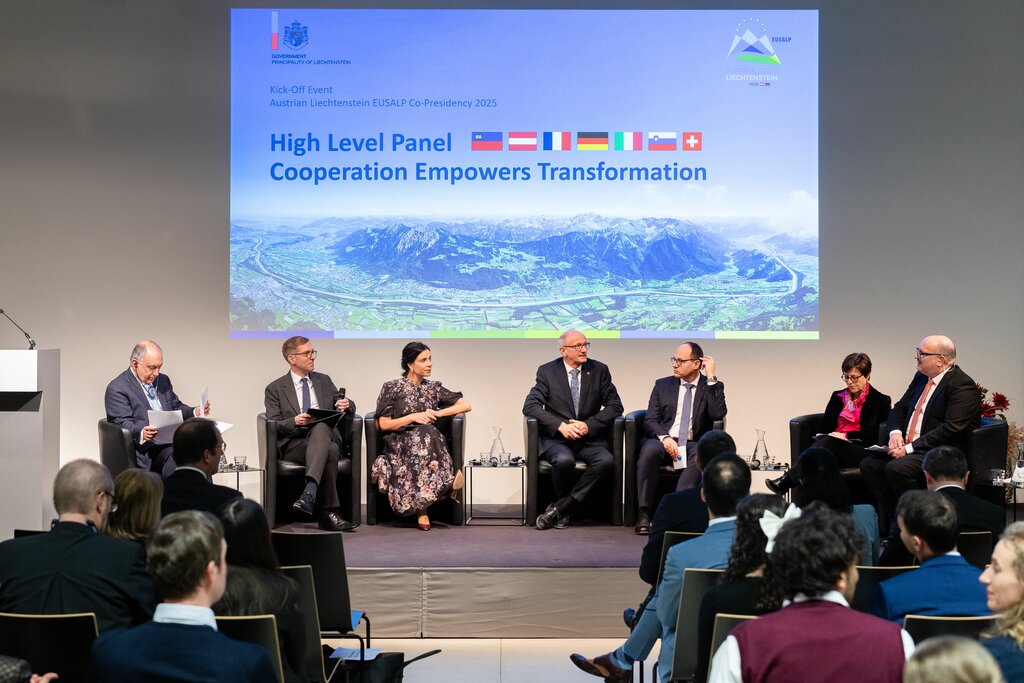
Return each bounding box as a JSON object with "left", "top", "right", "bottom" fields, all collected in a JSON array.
[{"left": 230, "top": 9, "right": 818, "bottom": 339}]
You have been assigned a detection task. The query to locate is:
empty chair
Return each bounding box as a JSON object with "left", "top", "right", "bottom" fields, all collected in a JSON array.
[
  {"left": 850, "top": 565, "right": 917, "bottom": 613},
  {"left": 958, "top": 530, "right": 994, "bottom": 569},
  {"left": 0, "top": 612, "right": 98, "bottom": 683},
  {"left": 216, "top": 614, "right": 285, "bottom": 683},
  {"left": 97, "top": 419, "right": 136, "bottom": 478},
  {"left": 280, "top": 565, "right": 329, "bottom": 683},
  {"left": 903, "top": 614, "right": 996, "bottom": 643}
]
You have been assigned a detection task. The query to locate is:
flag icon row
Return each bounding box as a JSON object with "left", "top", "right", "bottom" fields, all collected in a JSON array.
[{"left": 471, "top": 131, "right": 703, "bottom": 152}]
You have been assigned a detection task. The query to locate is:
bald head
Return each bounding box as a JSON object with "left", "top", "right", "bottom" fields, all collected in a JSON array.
[
  {"left": 916, "top": 335, "right": 956, "bottom": 378},
  {"left": 53, "top": 459, "right": 113, "bottom": 516}
]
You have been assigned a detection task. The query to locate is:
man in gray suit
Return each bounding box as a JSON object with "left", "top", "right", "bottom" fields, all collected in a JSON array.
[{"left": 264, "top": 336, "right": 356, "bottom": 531}]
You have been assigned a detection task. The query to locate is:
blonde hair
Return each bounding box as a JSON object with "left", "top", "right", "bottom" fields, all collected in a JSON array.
[
  {"left": 904, "top": 636, "right": 1004, "bottom": 683},
  {"left": 107, "top": 469, "right": 164, "bottom": 542},
  {"left": 987, "top": 522, "right": 1024, "bottom": 645}
]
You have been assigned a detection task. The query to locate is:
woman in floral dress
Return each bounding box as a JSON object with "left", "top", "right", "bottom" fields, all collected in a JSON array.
[{"left": 370, "top": 341, "right": 472, "bottom": 530}]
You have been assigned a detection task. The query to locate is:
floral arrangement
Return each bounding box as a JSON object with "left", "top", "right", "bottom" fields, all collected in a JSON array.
[{"left": 977, "top": 384, "right": 1011, "bottom": 419}]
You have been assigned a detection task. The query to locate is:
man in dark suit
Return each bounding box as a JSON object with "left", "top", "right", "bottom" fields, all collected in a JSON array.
[
  {"left": 860, "top": 335, "right": 981, "bottom": 529},
  {"left": 264, "top": 335, "right": 357, "bottom": 531},
  {"left": 92, "top": 511, "right": 277, "bottom": 682},
  {"left": 634, "top": 341, "right": 727, "bottom": 534},
  {"left": 160, "top": 418, "right": 242, "bottom": 517},
  {"left": 523, "top": 330, "right": 623, "bottom": 530},
  {"left": 104, "top": 340, "right": 209, "bottom": 476},
  {"left": 0, "top": 459, "right": 156, "bottom": 632}
]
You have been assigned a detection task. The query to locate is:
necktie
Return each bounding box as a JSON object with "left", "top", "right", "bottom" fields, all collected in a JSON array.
[
  {"left": 906, "top": 378, "right": 934, "bottom": 444},
  {"left": 144, "top": 384, "right": 157, "bottom": 401},
  {"left": 301, "top": 377, "right": 311, "bottom": 413},
  {"left": 570, "top": 368, "right": 581, "bottom": 417},
  {"left": 679, "top": 382, "right": 694, "bottom": 442}
]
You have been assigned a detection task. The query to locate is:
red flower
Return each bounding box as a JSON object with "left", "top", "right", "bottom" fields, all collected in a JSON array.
[
  {"left": 993, "top": 393, "right": 1011, "bottom": 410},
  {"left": 981, "top": 402, "right": 996, "bottom": 417}
]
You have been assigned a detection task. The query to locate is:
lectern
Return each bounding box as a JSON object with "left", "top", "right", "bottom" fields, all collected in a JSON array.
[{"left": 0, "top": 350, "right": 60, "bottom": 540}]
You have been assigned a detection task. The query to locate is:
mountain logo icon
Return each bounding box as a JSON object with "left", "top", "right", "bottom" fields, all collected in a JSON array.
[{"left": 727, "top": 18, "right": 780, "bottom": 65}]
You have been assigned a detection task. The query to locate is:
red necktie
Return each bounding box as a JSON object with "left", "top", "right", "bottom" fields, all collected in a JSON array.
[{"left": 905, "top": 379, "right": 934, "bottom": 444}]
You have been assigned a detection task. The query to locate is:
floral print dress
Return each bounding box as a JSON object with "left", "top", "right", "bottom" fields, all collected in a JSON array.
[{"left": 370, "top": 378, "right": 463, "bottom": 516}]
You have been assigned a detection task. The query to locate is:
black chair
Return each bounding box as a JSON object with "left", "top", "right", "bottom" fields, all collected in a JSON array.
[
  {"left": 957, "top": 530, "right": 994, "bottom": 569},
  {"left": 965, "top": 417, "right": 1011, "bottom": 506},
  {"left": 789, "top": 413, "right": 874, "bottom": 504},
  {"left": 903, "top": 614, "right": 996, "bottom": 643},
  {"left": 97, "top": 419, "right": 136, "bottom": 478},
  {"left": 364, "top": 412, "right": 465, "bottom": 526},
  {"left": 850, "top": 565, "right": 917, "bottom": 612},
  {"left": 216, "top": 615, "right": 285, "bottom": 683},
  {"left": 258, "top": 406, "right": 362, "bottom": 528},
  {"left": 624, "top": 410, "right": 725, "bottom": 526},
  {"left": 280, "top": 564, "right": 329, "bottom": 683},
  {"left": 709, "top": 613, "right": 758, "bottom": 664},
  {"left": 667, "top": 568, "right": 725, "bottom": 682},
  {"left": 524, "top": 415, "right": 624, "bottom": 526},
  {"left": 0, "top": 612, "right": 98, "bottom": 683}
]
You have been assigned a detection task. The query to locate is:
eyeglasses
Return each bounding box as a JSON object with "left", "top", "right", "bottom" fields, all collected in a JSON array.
[
  {"left": 915, "top": 348, "right": 942, "bottom": 360},
  {"left": 561, "top": 342, "right": 591, "bottom": 351},
  {"left": 218, "top": 442, "right": 228, "bottom": 453},
  {"left": 670, "top": 357, "right": 701, "bottom": 366},
  {"left": 289, "top": 350, "right": 317, "bottom": 359},
  {"left": 101, "top": 491, "right": 118, "bottom": 513},
  {"left": 841, "top": 374, "right": 865, "bottom": 382}
]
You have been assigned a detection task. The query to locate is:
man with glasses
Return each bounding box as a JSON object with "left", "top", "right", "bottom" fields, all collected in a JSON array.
[
  {"left": 523, "top": 330, "right": 623, "bottom": 530},
  {"left": 161, "top": 417, "right": 242, "bottom": 517},
  {"left": 104, "top": 340, "right": 211, "bottom": 476},
  {"left": 0, "top": 459, "right": 156, "bottom": 632},
  {"left": 633, "top": 342, "right": 726, "bottom": 534},
  {"left": 264, "top": 335, "right": 357, "bottom": 531},
  {"left": 860, "top": 335, "right": 981, "bottom": 531}
]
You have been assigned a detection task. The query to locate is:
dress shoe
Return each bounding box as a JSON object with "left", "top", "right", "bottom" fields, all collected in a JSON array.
[
  {"left": 634, "top": 511, "right": 652, "bottom": 536},
  {"left": 292, "top": 491, "right": 315, "bottom": 516},
  {"left": 554, "top": 513, "right": 570, "bottom": 530},
  {"left": 535, "top": 503, "right": 561, "bottom": 531},
  {"left": 766, "top": 474, "right": 791, "bottom": 496},
  {"left": 318, "top": 510, "right": 358, "bottom": 532},
  {"left": 417, "top": 513, "right": 431, "bottom": 531},
  {"left": 450, "top": 470, "right": 464, "bottom": 502},
  {"left": 623, "top": 608, "right": 637, "bottom": 629},
  {"left": 569, "top": 653, "right": 631, "bottom": 683}
]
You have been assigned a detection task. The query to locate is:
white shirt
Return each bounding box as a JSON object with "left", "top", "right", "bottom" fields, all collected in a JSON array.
[
  {"left": 707, "top": 591, "right": 915, "bottom": 683},
  {"left": 668, "top": 379, "right": 696, "bottom": 442},
  {"left": 153, "top": 602, "right": 218, "bottom": 631},
  {"left": 893, "top": 366, "right": 951, "bottom": 453},
  {"left": 291, "top": 370, "right": 320, "bottom": 412}
]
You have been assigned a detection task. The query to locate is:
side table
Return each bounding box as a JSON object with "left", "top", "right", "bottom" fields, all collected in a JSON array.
[
  {"left": 465, "top": 463, "right": 526, "bottom": 526},
  {"left": 213, "top": 467, "right": 265, "bottom": 505}
]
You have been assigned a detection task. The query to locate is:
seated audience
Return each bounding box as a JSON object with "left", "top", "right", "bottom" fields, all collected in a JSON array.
[
  {"left": 695, "top": 494, "right": 788, "bottom": 682},
  {"left": 980, "top": 522, "right": 1024, "bottom": 681},
  {"left": 107, "top": 468, "right": 163, "bottom": 544},
  {"left": 871, "top": 490, "right": 988, "bottom": 622},
  {"left": 92, "top": 511, "right": 277, "bottom": 682},
  {"left": 709, "top": 503, "right": 913, "bottom": 682},
  {"left": 904, "top": 636, "right": 1005, "bottom": 683},
  {"left": 794, "top": 447, "right": 879, "bottom": 565},
  {"left": 160, "top": 417, "right": 241, "bottom": 516},
  {"left": 0, "top": 459, "right": 155, "bottom": 632},
  {"left": 215, "top": 498, "right": 306, "bottom": 683}
]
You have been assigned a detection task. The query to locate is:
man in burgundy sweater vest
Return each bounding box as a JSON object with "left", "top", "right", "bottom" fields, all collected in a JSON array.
[{"left": 708, "top": 503, "right": 913, "bottom": 683}]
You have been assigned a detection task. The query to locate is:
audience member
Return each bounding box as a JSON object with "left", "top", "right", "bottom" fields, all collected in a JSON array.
[
  {"left": 708, "top": 503, "right": 913, "bottom": 682},
  {"left": 872, "top": 490, "right": 988, "bottom": 622},
  {"left": 980, "top": 522, "right": 1024, "bottom": 681},
  {"left": 0, "top": 459, "right": 155, "bottom": 632},
  {"left": 215, "top": 498, "right": 306, "bottom": 683},
  {"left": 91, "top": 511, "right": 277, "bottom": 682},
  {"left": 107, "top": 468, "right": 163, "bottom": 544},
  {"left": 904, "top": 636, "right": 1005, "bottom": 683},
  {"left": 0, "top": 655, "right": 57, "bottom": 683},
  {"left": 160, "top": 417, "right": 241, "bottom": 516}
]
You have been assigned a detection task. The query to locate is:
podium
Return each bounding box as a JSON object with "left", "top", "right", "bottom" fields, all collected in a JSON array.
[{"left": 0, "top": 350, "right": 60, "bottom": 540}]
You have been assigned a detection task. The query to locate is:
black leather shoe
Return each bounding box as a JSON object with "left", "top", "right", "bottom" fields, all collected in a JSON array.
[
  {"left": 318, "top": 510, "right": 358, "bottom": 532},
  {"left": 634, "top": 511, "right": 652, "bottom": 536},
  {"left": 536, "top": 503, "right": 561, "bottom": 530},
  {"left": 766, "top": 474, "right": 791, "bottom": 496},
  {"left": 569, "top": 653, "right": 631, "bottom": 683},
  {"left": 623, "top": 608, "right": 637, "bottom": 629},
  {"left": 292, "top": 491, "right": 315, "bottom": 516},
  {"left": 554, "top": 513, "right": 570, "bottom": 530}
]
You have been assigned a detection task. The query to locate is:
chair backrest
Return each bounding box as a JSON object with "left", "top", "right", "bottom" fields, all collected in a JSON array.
[
  {"left": 903, "top": 614, "right": 996, "bottom": 643},
  {"left": 0, "top": 612, "right": 98, "bottom": 682},
  {"left": 789, "top": 413, "right": 825, "bottom": 465},
  {"left": 216, "top": 614, "right": 285, "bottom": 683},
  {"left": 709, "top": 613, "right": 759, "bottom": 665},
  {"left": 97, "top": 419, "right": 135, "bottom": 479},
  {"left": 658, "top": 531, "right": 704, "bottom": 585},
  {"left": 958, "top": 530, "right": 994, "bottom": 569},
  {"left": 280, "top": 564, "right": 327, "bottom": 683},
  {"left": 272, "top": 531, "right": 355, "bottom": 635},
  {"left": 850, "top": 565, "right": 917, "bottom": 612},
  {"left": 671, "top": 568, "right": 725, "bottom": 681}
]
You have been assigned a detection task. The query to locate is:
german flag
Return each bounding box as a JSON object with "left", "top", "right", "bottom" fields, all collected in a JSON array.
[{"left": 577, "top": 132, "right": 609, "bottom": 151}]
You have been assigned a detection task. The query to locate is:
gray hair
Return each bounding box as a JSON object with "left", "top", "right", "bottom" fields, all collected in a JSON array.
[
  {"left": 53, "top": 459, "right": 112, "bottom": 515},
  {"left": 130, "top": 340, "right": 161, "bottom": 363}
]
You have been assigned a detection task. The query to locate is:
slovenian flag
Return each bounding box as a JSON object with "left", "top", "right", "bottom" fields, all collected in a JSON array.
[
  {"left": 542, "top": 132, "right": 571, "bottom": 151},
  {"left": 271, "top": 11, "right": 279, "bottom": 50},
  {"left": 471, "top": 132, "right": 503, "bottom": 151},
  {"left": 577, "top": 132, "right": 609, "bottom": 151},
  {"left": 648, "top": 132, "right": 677, "bottom": 151},
  {"left": 682, "top": 131, "right": 703, "bottom": 151},
  {"left": 613, "top": 132, "right": 643, "bottom": 151},
  {"left": 508, "top": 132, "right": 538, "bottom": 151}
]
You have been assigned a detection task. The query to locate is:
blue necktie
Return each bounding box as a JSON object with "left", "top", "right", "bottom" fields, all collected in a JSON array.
[
  {"left": 301, "top": 377, "right": 311, "bottom": 413},
  {"left": 679, "top": 382, "right": 694, "bottom": 442},
  {"left": 570, "top": 368, "right": 581, "bottom": 417}
]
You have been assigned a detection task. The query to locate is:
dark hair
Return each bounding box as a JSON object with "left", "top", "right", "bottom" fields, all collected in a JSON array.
[
  {"left": 702, "top": 454, "right": 751, "bottom": 518},
  {"left": 172, "top": 417, "right": 219, "bottom": 466},
  {"left": 400, "top": 341, "right": 430, "bottom": 377},
  {"left": 841, "top": 352, "right": 872, "bottom": 377},
  {"left": 762, "top": 502, "right": 863, "bottom": 606},
  {"left": 219, "top": 498, "right": 280, "bottom": 570},
  {"left": 281, "top": 335, "right": 309, "bottom": 359},
  {"left": 696, "top": 430, "right": 736, "bottom": 471},
  {"left": 795, "top": 447, "right": 852, "bottom": 513},
  {"left": 922, "top": 446, "right": 969, "bottom": 482},
  {"left": 722, "top": 494, "right": 788, "bottom": 586},
  {"left": 682, "top": 341, "right": 704, "bottom": 361},
  {"left": 147, "top": 511, "right": 223, "bottom": 600},
  {"left": 896, "top": 489, "right": 959, "bottom": 554}
]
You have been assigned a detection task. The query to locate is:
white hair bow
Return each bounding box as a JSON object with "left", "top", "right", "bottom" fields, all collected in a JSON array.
[{"left": 760, "top": 503, "right": 802, "bottom": 553}]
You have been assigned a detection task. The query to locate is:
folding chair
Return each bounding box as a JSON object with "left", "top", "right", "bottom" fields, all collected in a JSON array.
[
  {"left": 216, "top": 614, "right": 285, "bottom": 683},
  {"left": 0, "top": 612, "right": 98, "bottom": 682}
]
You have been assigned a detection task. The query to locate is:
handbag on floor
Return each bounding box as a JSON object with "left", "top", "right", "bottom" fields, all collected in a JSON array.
[{"left": 326, "top": 646, "right": 441, "bottom": 683}]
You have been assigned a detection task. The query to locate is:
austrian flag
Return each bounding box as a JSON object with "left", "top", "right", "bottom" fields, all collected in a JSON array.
[{"left": 508, "top": 132, "right": 538, "bottom": 151}]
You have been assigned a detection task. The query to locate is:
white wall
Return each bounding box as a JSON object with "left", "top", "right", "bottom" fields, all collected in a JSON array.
[{"left": 1, "top": 1, "right": 1021, "bottom": 493}]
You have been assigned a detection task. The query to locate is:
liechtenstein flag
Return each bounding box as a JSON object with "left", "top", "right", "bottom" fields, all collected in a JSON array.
[{"left": 471, "top": 132, "right": 503, "bottom": 151}]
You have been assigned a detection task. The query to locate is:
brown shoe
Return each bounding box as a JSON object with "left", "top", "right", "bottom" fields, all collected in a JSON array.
[{"left": 569, "top": 653, "right": 631, "bottom": 683}]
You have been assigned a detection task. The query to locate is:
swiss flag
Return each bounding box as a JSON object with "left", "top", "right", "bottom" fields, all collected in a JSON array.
[{"left": 682, "top": 132, "right": 702, "bottom": 151}]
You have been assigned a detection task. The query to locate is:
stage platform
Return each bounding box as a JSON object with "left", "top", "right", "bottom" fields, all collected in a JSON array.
[{"left": 276, "top": 520, "right": 649, "bottom": 638}]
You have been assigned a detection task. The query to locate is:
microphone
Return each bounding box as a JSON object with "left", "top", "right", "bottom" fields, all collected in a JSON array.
[{"left": 0, "top": 308, "right": 36, "bottom": 349}]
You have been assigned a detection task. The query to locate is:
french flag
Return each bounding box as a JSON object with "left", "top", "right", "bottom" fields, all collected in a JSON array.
[{"left": 542, "top": 131, "right": 571, "bottom": 151}]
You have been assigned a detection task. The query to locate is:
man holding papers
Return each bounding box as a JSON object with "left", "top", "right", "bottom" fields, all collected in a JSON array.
[
  {"left": 104, "top": 340, "right": 210, "bottom": 476},
  {"left": 264, "top": 335, "right": 358, "bottom": 531}
]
